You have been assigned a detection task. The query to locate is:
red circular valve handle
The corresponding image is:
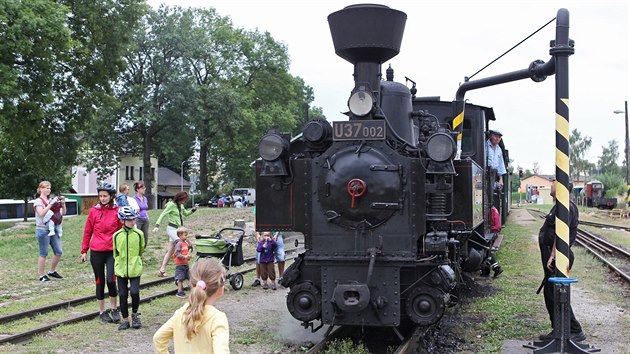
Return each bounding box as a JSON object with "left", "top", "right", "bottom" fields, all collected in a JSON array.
[
  {"left": 347, "top": 178, "right": 367, "bottom": 208},
  {"left": 347, "top": 178, "right": 367, "bottom": 197}
]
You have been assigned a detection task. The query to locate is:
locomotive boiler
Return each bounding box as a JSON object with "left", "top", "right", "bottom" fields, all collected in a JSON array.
[{"left": 255, "top": 4, "right": 514, "bottom": 336}]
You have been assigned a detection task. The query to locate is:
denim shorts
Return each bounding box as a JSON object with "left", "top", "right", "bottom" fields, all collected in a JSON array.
[
  {"left": 274, "top": 237, "right": 285, "bottom": 262},
  {"left": 166, "top": 226, "right": 178, "bottom": 242},
  {"left": 36, "top": 227, "right": 63, "bottom": 257}
]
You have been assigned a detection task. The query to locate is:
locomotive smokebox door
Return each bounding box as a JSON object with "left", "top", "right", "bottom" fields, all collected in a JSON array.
[
  {"left": 316, "top": 145, "right": 402, "bottom": 229},
  {"left": 321, "top": 266, "right": 400, "bottom": 327}
]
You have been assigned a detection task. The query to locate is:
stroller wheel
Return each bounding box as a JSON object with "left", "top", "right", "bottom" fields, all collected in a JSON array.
[{"left": 230, "top": 273, "right": 244, "bottom": 290}]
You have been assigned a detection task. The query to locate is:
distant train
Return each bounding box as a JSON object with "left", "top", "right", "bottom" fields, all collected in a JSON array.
[
  {"left": 585, "top": 180, "right": 617, "bottom": 209},
  {"left": 0, "top": 198, "right": 78, "bottom": 221}
]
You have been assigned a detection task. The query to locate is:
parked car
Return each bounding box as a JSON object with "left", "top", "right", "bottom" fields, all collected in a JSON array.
[
  {"left": 208, "top": 195, "right": 219, "bottom": 208},
  {"left": 232, "top": 188, "right": 255, "bottom": 206}
]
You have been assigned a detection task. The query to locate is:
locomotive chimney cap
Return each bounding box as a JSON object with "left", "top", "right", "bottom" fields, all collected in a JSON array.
[{"left": 328, "top": 4, "right": 407, "bottom": 64}]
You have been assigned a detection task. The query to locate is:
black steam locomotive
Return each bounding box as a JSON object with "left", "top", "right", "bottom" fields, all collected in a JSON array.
[{"left": 255, "top": 4, "right": 512, "bottom": 336}]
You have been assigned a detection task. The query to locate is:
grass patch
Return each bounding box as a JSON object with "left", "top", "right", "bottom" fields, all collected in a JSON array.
[{"left": 456, "top": 206, "right": 630, "bottom": 353}]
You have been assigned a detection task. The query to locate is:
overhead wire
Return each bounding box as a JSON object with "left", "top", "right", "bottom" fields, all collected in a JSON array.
[{"left": 466, "top": 17, "right": 556, "bottom": 81}]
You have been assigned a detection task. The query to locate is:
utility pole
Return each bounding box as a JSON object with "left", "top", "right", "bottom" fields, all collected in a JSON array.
[
  {"left": 180, "top": 160, "right": 186, "bottom": 191},
  {"left": 614, "top": 100, "right": 629, "bottom": 214}
]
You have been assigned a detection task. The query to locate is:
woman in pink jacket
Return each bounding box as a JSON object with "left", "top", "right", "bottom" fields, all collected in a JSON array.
[{"left": 81, "top": 183, "right": 123, "bottom": 323}]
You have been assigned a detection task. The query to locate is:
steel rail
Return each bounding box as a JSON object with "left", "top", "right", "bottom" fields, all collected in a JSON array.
[
  {"left": 575, "top": 239, "right": 630, "bottom": 284},
  {"left": 0, "top": 250, "right": 305, "bottom": 345},
  {"left": 0, "top": 246, "right": 304, "bottom": 325}
]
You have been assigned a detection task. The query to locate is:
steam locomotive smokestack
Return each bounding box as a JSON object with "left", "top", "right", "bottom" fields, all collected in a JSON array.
[{"left": 328, "top": 5, "right": 407, "bottom": 109}]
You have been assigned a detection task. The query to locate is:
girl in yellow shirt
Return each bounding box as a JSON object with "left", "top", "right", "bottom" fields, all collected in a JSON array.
[{"left": 153, "top": 259, "right": 229, "bottom": 354}]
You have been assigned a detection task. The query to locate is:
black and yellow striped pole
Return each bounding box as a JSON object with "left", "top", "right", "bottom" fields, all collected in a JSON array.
[
  {"left": 552, "top": 9, "right": 574, "bottom": 279},
  {"left": 452, "top": 101, "right": 465, "bottom": 160}
]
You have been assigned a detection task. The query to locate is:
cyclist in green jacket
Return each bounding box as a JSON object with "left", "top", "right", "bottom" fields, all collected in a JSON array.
[{"left": 113, "top": 206, "right": 145, "bottom": 330}]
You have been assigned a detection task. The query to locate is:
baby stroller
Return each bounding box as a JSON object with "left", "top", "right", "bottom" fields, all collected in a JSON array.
[{"left": 195, "top": 228, "right": 245, "bottom": 290}]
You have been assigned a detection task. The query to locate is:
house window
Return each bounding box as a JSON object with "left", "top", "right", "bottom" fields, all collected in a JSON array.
[
  {"left": 139, "top": 167, "right": 143, "bottom": 181},
  {"left": 125, "top": 166, "right": 135, "bottom": 181},
  {"left": 151, "top": 168, "right": 155, "bottom": 181}
]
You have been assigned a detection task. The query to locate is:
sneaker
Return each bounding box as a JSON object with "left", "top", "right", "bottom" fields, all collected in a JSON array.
[
  {"left": 176, "top": 291, "right": 186, "bottom": 298},
  {"left": 262, "top": 283, "right": 269, "bottom": 290},
  {"left": 251, "top": 278, "right": 261, "bottom": 287},
  {"left": 118, "top": 320, "right": 130, "bottom": 330},
  {"left": 40, "top": 275, "right": 51, "bottom": 282},
  {"left": 271, "top": 284, "right": 277, "bottom": 290},
  {"left": 99, "top": 309, "right": 113, "bottom": 323},
  {"left": 571, "top": 331, "right": 586, "bottom": 342},
  {"left": 131, "top": 313, "right": 141, "bottom": 329},
  {"left": 110, "top": 308, "right": 121, "bottom": 323},
  {"left": 47, "top": 271, "right": 63, "bottom": 279}
]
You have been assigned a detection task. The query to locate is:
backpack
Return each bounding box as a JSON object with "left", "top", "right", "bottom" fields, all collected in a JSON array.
[{"left": 491, "top": 207, "right": 501, "bottom": 234}]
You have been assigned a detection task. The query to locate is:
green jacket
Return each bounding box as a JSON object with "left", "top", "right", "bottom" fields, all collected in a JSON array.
[
  {"left": 113, "top": 226, "right": 145, "bottom": 278},
  {"left": 155, "top": 201, "right": 195, "bottom": 228}
]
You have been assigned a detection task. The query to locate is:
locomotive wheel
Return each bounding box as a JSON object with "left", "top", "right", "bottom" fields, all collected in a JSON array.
[
  {"left": 405, "top": 286, "right": 445, "bottom": 326},
  {"left": 286, "top": 282, "right": 322, "bottom": 322},
  {"left": 230, "top": 273, "right": 244, "bottom": 290}
]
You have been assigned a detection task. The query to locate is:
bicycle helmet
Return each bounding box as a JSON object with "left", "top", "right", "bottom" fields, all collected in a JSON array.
[
  {"left": 118, "top": 206, "right": 137, "bottom": 220},
  {"left": 97, "top": 182, "right": 117, "bottom": 195}
]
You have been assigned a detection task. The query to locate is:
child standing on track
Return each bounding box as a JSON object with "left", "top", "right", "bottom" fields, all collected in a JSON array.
[
  {"left": 174, "top": 227, "right": 193, "bottom": 298},
  {"left": 256, "top": 231, "right": 278, "bottom": 290},
  {"left": 153, "top": 258, "right": 229, "bottom": 354},
  {"left": 113, "top": 206, "right": 145, "bottom": 330}
]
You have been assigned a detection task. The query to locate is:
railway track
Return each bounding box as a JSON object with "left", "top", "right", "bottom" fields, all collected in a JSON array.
[
  {"left": 0, "top": 244, "right": 304, "bottom": 345},
  {"left": 527, "top": 208, "right": 630, "bottom": 284},
  {"left": 576, "top": 228, "right": 630, "bottom": 284}
]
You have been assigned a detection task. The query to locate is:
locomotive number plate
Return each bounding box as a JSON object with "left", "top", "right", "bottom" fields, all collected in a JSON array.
[{"left": 333, "top": 120, "right": 386, "bottom": 141}]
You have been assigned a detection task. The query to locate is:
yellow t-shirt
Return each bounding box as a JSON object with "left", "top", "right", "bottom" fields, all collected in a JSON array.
[{"left": 153, "top": 303, "right": 230, "bottom": 354}]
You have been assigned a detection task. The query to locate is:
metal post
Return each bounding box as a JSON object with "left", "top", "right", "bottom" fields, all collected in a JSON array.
[
  {"left": 519, "top": 177, "right": 522, "bottom": 206},
  {"left": 180, "top": 160, "right": 185, "bottom": 191},
  {"left": 614, "top": 100, "right": 629, "bottom": 214}
]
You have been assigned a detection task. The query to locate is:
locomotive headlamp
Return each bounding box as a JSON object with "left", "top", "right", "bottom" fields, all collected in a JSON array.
[
  {"left": 348, "top": 90, "right": 374, "bottom": 117},
  {"left": 426, "top": 132, "right": 456, "bottom": 162},
  {"left": 258, "top": 133, "right": 288, "bottom": 161},
  {"left": 258, "top": 132, "right": 290, "bottom": 177}
]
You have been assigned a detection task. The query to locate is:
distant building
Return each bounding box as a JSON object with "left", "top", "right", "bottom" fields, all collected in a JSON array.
[
  {"left": 71, "top": 155, "right": 159, "bottom": 208},
  {"left": 155, "top": 167, "right": 191, "bottom": 208},
  {"left": 521, "top": 175, "right": 554, "bottom": 204}
]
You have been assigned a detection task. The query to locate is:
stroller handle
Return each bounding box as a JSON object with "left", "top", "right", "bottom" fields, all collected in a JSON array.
[{"left": 216, "top": 227, "right": 245, "bottom": 242}]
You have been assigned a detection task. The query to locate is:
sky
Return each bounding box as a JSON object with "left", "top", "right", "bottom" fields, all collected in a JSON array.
[{"left": 148, "top": 0, "right": 628, "bottom": 175}]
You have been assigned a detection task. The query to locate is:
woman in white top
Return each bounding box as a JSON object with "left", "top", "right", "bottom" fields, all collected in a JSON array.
[{"left": 33, "top": 180, "right": 66, "bottom": 282}]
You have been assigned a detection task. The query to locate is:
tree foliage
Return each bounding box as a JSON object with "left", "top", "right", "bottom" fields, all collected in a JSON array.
[
  {"left": 0, "top": 0, "right": 145, "bottom": 212},
  {"left": 569, "top": 128, "right": 594, "bottom": 183}
]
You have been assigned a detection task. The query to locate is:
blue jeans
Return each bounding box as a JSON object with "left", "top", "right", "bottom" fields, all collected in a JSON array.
[
  {"left": 274, "top": 235, "right": 285, "bottom": 262},
  {"left": 36, "top": 227, "right": 63, "bottom": 257}
]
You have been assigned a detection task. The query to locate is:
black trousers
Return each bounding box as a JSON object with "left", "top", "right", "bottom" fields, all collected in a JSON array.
[
  {"left": 117, "top": 276, "right": 141, "bottom": 319},
  {"left": 90, "top": 251, "right": 118, "bottom": 300},
  {"left": 539, "top": 238, "right": 582, "bottom": 333}
]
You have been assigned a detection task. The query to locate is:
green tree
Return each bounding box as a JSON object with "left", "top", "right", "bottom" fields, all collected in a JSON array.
[
  {"left": 83, "top": 6, "right": 196, "bottom": 207},
  {"left": 569, "top": 128, "right": 594, "bottom": 184},
  {"left": 597, "top": 139, "right": 621, "bottom": 176},
  {"left": 0, "top": 0, "right": 144, "bottom": 218}
]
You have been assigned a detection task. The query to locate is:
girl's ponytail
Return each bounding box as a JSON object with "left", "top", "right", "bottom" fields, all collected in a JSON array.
[{"left": 182, "top": 259, "right": 226, "bottom": 340}]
